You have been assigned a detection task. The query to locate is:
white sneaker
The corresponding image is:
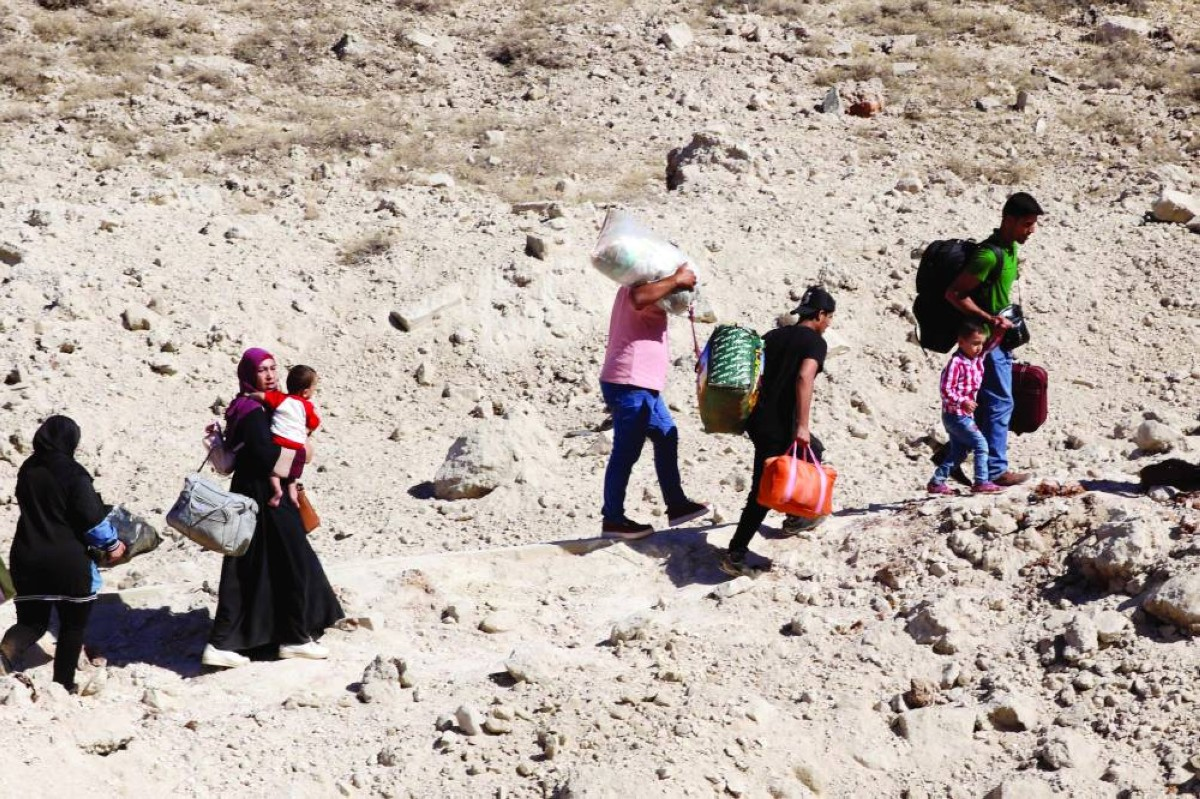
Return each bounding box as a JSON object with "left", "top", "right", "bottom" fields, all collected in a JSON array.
[
  {"left": 201, "top": 644, "right": 250, "bottom": 669},
  {"left": 278, "top": 640, "right": 329, "bottom": 660}
]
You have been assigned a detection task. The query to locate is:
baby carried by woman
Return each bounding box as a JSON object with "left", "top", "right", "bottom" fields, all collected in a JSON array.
[{"left": 248, "top": 364, "right": 320, "bottom": 508}]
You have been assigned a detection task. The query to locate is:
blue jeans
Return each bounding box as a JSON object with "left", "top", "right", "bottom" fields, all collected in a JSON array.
[
  {"left": 933, "top": 413, "right": 989, "bottom": 485},
  {"left": 600, "top": 382, "right": 687, "bottom": 522},
  {"left": 975, "top": 347, "right": 1013, "bottom": 480}
]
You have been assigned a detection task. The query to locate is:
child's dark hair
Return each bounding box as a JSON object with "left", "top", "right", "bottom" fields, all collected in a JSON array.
[
  {"left": 958, "top": 319, "right": 987, "bottom": 338},
  {"left": 287, "top": 364, "right": 318, "bottom": 394}
]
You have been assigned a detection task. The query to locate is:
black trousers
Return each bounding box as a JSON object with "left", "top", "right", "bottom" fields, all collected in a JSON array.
[
  {"left": 1, "top": 599, "right": 93, "bottom": 690},
  {"left": 729, "top": 434, "right": 825, "bottom": 554}
]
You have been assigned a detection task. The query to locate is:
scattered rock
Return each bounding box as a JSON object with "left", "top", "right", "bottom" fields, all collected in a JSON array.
[
  {"left": 357, "top": 654, "right": 413, "bottom": 703},
  {"left": 330, "top": 32, "right": 367, "bottom": 61},
  {"left": 988, "top": 692, "right": 1040, "bottom": 732},
  {"left": 710, "top": 576, "right": 755, "bottom": 600},
  {"left": 409, "top": 172, "right": 456, "bottom": 188},
  {"left": 478, "top": 611, "right": 519, "bottom": 634},
  {"left": 389, "top": 285, "right": 464, "bottom": 332},
  {"left": 609, "top": 613, "right": 653, "bottom": 645},
  {"left": 905, "top": 600, "right": 966, "bottom": 653},
  {"left": 845, "top": 79, "right": 885, "bottom": 118},
  {"left": 985, "top": 775, "right": 1054, "bottom": 799},
  {"left": 1069, "top": 512, "right": 1168, "bottom": 594},
  {"left": 525, "top": 234, "right": 549, "bottom": 260},
  {"left": 659, "top": 23, "right": 694, "bottom": 51},
  {"left": 455, "top": 704, "right": 485, "bottom": 736},
  {"left": 666, "top": 130, "right": 759, "bottom": 192},
  {"left": 1093, "top": 15, "right": 1151, "bottom": 43},
  {"left": 1151, "top": 190, "right": 1200, "bottom": 224},
  {"left": 1036, "top": 729, "right": 1099, "bottom": 771},
  {"left": 483, "top": 717, "right": 512, "bottom": 735},
  {"left": 433, "top": 416, "right": 550, "bottom": 500},
  {"left": 505, "top": 646, "right": 555, "bottom": 683},
  {"left": 903, "top": 678, "right": 939, "bottom": 709},
  {"left": 1142, "top": 571, "right": 1200, "bottom": 633},
  {"left": 974, "top": 96, "right": 1003, "bottom": 112},
  {"left": 819, "top": 86, "right": 841, "bottom": 114},
  {"left": 121, "top": 306, "right": 153, "bottom": 331},
  {"left": 1134, "top": 420, "right": 1181, "bottom": 453},
  {"left": 0, "top": 242, "right": 24, "bottom": 266},
  {"left": 415, "top": 361, "right": 435, "bottom": 386},
  {"left": 896, "top": 706, "right": 976, "bottom": 749},
  {"left": 1093, "top": 609, "right": 1131, "bottom": 644},
  {"left": 479, "top": 129, "right": 506, "bottom": 147}
]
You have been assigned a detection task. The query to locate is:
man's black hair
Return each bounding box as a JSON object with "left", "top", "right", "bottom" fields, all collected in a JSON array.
[{"left": 1002, "top": 192, "right": 1044, "bottom": 218}]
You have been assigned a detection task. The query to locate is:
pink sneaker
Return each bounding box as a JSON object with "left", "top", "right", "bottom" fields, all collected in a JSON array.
[
  {"left": 926, "top": 482, "right": 955, "bottom": 495},
  {"left": 972, "top": 482, "right": 1003, "bottom": 494}
]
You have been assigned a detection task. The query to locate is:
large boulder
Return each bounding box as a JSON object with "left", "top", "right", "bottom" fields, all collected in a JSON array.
[
  {"left": 1151, "top": 189, "right": 1200, "bottom": 224},
  {"left": 1069, "top": 512, "right": 1168, "bottom": 594},
  {"left": 433, "top": 415, "right": 551, "bottom": 500},
  {"left": 1142, "top": 571, "right": 1200, "bottom": 634},
  {"left": 1093, "top": 15, "right": 1151, "bottom": 43},
  {"left": 1133, "top": 420, "right": 1180, "bottom": 453},
  {"left": 666, "top": 130, "right": 760, "bottom": 192}
]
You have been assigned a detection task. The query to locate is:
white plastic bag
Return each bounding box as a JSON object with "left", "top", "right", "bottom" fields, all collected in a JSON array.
[{"left": 591, "top": 210, "right": 701, "bottom": 315}]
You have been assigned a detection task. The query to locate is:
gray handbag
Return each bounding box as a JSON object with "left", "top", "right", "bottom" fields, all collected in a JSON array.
[{"left": 165, "top": 449, "right": 258, "bottom": 557}]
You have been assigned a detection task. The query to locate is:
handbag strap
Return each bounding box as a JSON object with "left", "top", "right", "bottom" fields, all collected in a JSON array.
[
  {"left": 197, "top": 446, "right": 215, "bottom": 474},
  {"left": 688, "top": 304, "right": 701, "bottom": 362}
]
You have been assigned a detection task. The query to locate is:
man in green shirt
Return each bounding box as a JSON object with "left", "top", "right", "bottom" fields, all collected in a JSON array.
[{"left": 944, "top": 192, "right": 1044, "bottom": 486}]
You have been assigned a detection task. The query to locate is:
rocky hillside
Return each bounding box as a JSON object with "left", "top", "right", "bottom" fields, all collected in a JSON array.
[{"left": 1, "top": 0, "right": 1199, "bottom": 796}]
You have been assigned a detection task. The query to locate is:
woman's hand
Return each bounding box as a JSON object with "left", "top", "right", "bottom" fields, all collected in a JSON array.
[{"left": 106, "top": 541, "right": 127, "bottom": 564}]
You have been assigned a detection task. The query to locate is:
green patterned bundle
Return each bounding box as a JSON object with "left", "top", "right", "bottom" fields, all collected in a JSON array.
[{"left": 696, "top": 325, "right": 764, "bottom": 434}]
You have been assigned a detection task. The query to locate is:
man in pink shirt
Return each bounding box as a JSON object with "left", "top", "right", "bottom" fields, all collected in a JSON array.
[{"left": 599, "top": 264, "right": 709, "bottom": 539}]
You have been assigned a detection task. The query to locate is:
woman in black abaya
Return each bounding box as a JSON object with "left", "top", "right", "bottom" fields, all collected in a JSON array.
[
  {"left": 1, "top": 416, "right": 125, "bottom": 691},
  {"left": 202, "top": 348, "right": 342, "bottom": 668}
]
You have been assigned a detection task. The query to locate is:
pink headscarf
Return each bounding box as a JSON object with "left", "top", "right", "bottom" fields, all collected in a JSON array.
[{"left": 224, "top": 347, "right": 274, "bottom": 440}]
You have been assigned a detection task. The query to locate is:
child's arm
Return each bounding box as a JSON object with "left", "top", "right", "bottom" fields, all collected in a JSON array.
[
  {"left": 304, "top": 400, "right": 321, "bottom": 433},
  {"left": 248, "top": 390, "right": 289, "bottom": 409}
]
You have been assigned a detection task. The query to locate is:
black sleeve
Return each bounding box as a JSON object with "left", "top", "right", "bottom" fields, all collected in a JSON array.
[
  {"left": 800, "top": 332, "right": 828, "bottom": 374},
  {"left": 62, "top": 463, "right": 110, "bottom": 534},
  {"left": 237, "top": 407, "right": 282, "bottom": 477}
]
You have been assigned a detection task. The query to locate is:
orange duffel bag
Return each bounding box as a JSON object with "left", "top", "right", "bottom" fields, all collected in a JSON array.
[{"left": 757, "top": 443, "right": 837, "bottom": 519}]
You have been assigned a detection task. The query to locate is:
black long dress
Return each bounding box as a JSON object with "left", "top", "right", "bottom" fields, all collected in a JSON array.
[
  {"left": 10, "top": 428, "right": 108, "bottom": 601},
  {"left": 208, "top": 406, "right": 343, "bottom": 651}
]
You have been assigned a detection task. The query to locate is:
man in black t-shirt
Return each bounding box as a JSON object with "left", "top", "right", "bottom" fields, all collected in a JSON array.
[{"left": 720, "top": 286, "right": 835, "bottom": 578}]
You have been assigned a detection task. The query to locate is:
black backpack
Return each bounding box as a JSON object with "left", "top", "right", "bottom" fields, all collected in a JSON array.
[{"left": 912, "top": 239, "right": 1004, "bottom": 353}]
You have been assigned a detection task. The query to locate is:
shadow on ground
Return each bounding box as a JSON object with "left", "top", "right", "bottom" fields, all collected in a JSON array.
[
  {"left": 552, "top": 520, "right": 738, "bottom": 589},
  {"left": 88, "top": 595, "right": 211, "bottom": 678}
]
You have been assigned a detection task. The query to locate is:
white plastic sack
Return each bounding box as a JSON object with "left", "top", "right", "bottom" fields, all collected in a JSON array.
[{"left": 591, "top": 210, "right": 701, "bottom": 316}]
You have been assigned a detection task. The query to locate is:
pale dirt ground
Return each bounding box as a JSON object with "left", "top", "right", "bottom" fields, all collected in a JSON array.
[{"left": 1, "top": 0, "right": 1199, "bottom": 796}]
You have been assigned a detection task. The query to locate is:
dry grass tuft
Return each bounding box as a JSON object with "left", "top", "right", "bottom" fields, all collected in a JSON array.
[
  {"left": 945, "top": 155, "right": 1039, "bottom": 186},
  {"left": 841, "top": 0, "right": 1024, "bottom": 45},
  {"left": 340, "top": 230, "right": 397, "bottom": 265},
  {"left": 394, "top": 0, "right": 446, "bottom": 11},
  {"left": 976, "top": 0, "right": 1148, "bottom": 19}
]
